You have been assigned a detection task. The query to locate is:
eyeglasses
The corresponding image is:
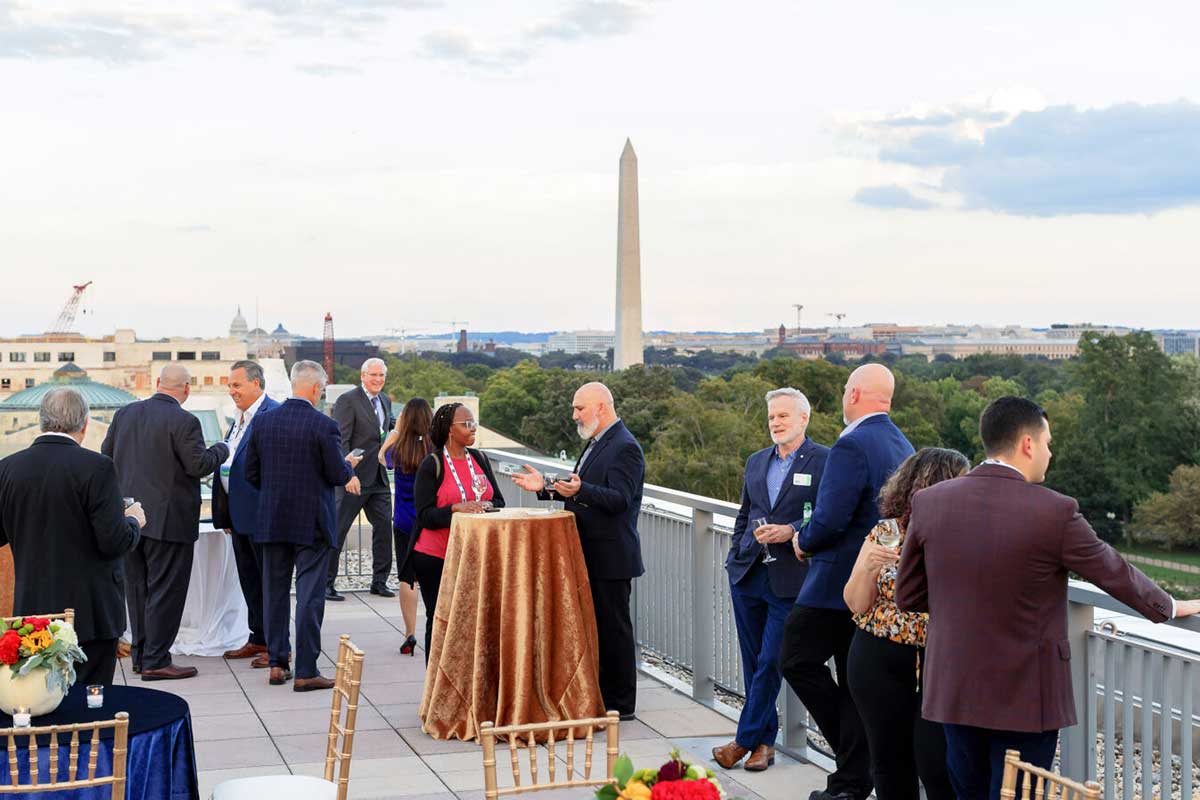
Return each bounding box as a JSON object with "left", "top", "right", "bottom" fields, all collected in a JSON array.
[{"left": 453, "top": 421, "right": 478, "bottom": 431}]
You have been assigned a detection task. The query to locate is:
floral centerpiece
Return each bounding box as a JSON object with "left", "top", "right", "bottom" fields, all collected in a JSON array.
[
  {"left": 596, "top": 750, "right": 731, "bottom": 800},
  {"left": 0, "top": 616, "right": 86, "bottom": 715}
]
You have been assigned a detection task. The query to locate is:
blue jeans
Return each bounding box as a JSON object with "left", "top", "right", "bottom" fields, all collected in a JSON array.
[
  {"left": 729, "top": 562, "right": 793, "bottom": 748},
  {"left": 942, "top": 723, "right": 1058, "bottom": 800}
]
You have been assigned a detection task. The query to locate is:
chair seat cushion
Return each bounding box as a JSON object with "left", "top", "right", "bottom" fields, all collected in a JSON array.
[{"left": 212, "top": 774, "right": 337, "bottom": 800}]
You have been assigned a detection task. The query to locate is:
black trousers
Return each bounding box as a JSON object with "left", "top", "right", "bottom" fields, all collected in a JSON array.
[
  {"left": 230, "top": 532, "right": 266, "bottom": 646},
  {"left": 411, "top": 551, "right": 444, "bottom": 664},
  {"left": 942, "top": 724, "right": 1058, "bottom": 800},
  {"left": 846, "top": 629, "right": 954, "bottom": 800},
  {"left": 125, "top": 536, "right": 193, "bottom": 671},
  {"left": 779, "top": 605, "right": 872, "bottom": 798},
  {"left": 590, "top": 578, "right": 637, "bottom": 716},
  {"left": 328, "top": 490, "right": 393, "bottom": 589},
  {"left": 77, "top": 639, "right": 118, "bottom": 686},
  {"left": 262, "top": 532, "right": 329, "bottom": 679}
]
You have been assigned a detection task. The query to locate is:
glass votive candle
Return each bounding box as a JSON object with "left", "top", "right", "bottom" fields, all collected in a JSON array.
[
  {"left": 12, "top": 707, "right": 31, "bottom": 727},
  {"left": 86, "top": 685, "right": 104, "bottom": 709}
]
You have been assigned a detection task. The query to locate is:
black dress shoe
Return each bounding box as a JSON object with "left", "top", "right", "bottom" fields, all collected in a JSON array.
[
  {"left": 325, "top": 587, "right": 345, "bottom": 601},
  {"left": 370, "top": 584, "right": 396, "bottom": 598}
]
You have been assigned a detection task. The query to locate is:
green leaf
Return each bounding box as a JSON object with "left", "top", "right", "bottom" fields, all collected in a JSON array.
[
  {"left": 595, "top": 784, "right": 619, "bottom": 800},
  {"left": 613, "top": 754, "right": 634, "bottom": 788}
]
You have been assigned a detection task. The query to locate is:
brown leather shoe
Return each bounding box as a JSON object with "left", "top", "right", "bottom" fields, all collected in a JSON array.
[
  {"left": 252, "top": 651, "right": 290, "bottom": 669},
  {"left": 224, "top": 642, "right": 268, "bottom": 659},
  {"left": 711, "top": 741, "right": 749, "bottom": 769},
  {"left": 140, "top": 664, "right": 199, "bottom": 681},
  {"left": 744, "top": 745, "right": 774, "bottom": 772},
  {"left": 269, "top": 666, "right": 292, "bottom": 685},
  {"left": 293, "top": 675, "right": 335, "bottom": 692}
]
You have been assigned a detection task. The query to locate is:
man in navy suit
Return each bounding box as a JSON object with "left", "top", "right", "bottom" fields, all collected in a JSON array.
[
  {"left": 244, "top": 361, "right": 361, "bottom": 691},
  {"left": 781, "top": 364, "right": 914, "bottom": 800},
  {"left": 513, "top": 382, "right": 644, "bottom": 718},
  {"left": 212, "top": 360, "right": 279, "bottom": 665},
  {"left": 713, "top": 388, "right": 829, "bottom": 773}
]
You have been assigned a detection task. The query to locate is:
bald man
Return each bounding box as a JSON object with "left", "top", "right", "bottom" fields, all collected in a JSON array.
[
  {"left": 778, "top": 364, "right": 914, "bottom": 800},
  {"left": 103, "top": 364, "right": 229, "bottom": 681},
  {"left": 513, "top": 381, "right": 645, "bottom": 718}
]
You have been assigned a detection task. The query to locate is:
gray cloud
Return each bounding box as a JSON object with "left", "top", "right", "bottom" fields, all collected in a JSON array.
[
  {"left": 419, "top": 29, "right": 530, "bottom": 70},
  {"left": 296, "top": 62, "right": 363, "bottom": 77},
  {"left": 858, "top": 100, "right": 1200, "bottom": 216},
  {"left": 244, "top": 0, "right": 439, "bottom": 38},
  {"left": 527, "top": 0, "right": 645, "bottom": 40},
  {"left": 0, "top": 2, "right": 209, "bottom": 62},
  {"left": 853, "top": 184, "right": 937, "bottom": 211}
]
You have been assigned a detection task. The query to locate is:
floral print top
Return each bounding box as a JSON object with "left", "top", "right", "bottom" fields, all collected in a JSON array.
[{"left": 852, "top": 519, "right": 929, "bottom": 648}]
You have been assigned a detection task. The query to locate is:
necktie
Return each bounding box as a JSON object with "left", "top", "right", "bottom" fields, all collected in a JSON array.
[{"left": 372, "top": 395, "right": 384, "bottom": 428}]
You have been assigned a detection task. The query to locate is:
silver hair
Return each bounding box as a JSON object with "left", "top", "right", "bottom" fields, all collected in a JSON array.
[
  {"left": 290, "top": 360, "right": 328, "bottom": 388},
  {"left": 765, "top": 387, "right": 811, "bottom": 416},
  {"left": 231, "top": 359, "right": 265, "bottom": 389},
  {"left": 40, "top": 387, "right": 89, "bottom": 434},
  {"left": 361, "top": 357, "right": 387, "bottom": 374}
]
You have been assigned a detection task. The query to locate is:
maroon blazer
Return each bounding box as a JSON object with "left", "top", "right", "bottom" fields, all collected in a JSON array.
[{"left": 895, "top": 463, "right": 1172, "bottom": 733}]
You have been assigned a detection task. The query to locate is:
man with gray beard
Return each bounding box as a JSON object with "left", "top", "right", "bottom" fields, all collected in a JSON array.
[{"left": 512, "top": 381, "right": 644, "bottom": 719}]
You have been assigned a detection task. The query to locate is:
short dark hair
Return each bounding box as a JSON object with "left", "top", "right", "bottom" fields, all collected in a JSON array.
[
  {"left": 979, "top": 396, "right": 1048, "bottom": 456},
  {"left": 231, "top": 359, "right": 264, "bottom": 389},
  {"left": 429, "top": 402, "right": 463, "bottom": 450}
]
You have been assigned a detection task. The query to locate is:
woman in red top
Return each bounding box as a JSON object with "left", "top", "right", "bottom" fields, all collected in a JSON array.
[{"left": 411, "top": 402, "right": 505, "bottom": 662}]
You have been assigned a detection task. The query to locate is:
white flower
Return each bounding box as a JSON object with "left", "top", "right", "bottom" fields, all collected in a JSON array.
[{"left": 54, "top": 621, "right": 78, "bottom": 648}]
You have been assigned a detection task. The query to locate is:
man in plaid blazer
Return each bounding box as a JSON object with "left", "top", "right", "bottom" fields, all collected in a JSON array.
[{"left": 245, "top": 360, "right": 360, "bottom": 691}]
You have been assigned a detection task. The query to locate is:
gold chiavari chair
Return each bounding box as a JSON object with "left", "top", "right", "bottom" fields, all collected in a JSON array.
[
  {"left": 999, "top": 749, "right": 1102, "bottom": 800},
  {"left": 480, "top": 711, "right": 620, "bottom": 800},
  {"left": 0, "top": 610, "right": 74, "bottom": 628},
  {"left": 0, "top": 712, "right": 128, "bottom": 798},
  {"left": 211, "top": 635, "right": 365, "bottom": 800}
]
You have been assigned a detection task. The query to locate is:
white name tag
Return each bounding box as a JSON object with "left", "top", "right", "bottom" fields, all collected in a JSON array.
[{"left": 794, "top": 473, "right": 812, "bottom": 487}]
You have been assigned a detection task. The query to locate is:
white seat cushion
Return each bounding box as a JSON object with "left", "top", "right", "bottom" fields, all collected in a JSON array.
[{"left": 211, "top": 775, "right": 337, "bottom": 800}]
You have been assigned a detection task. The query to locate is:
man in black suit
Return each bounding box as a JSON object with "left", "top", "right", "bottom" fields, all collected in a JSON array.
[
  {"left": 513, "top": 381, "right": 645, "bottom": 718},
  {"left": 101, "top": 364, "right": 228, "bottom": 681},
  {"left": 0, "top": 387, "right": 145, "bottom": 685},
  {"left": 326, "top": 357, "right": 394, "bottom": 601}
]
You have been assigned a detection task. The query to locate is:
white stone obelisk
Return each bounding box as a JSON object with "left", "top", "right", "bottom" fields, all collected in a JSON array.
[{"left": 614, "top": 139, "right": 643, "bottom": 370}]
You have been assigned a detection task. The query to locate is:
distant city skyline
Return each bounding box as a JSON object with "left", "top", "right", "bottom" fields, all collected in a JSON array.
[{"left": 4, "top": 2, "right": 1200, "bottom": 338}]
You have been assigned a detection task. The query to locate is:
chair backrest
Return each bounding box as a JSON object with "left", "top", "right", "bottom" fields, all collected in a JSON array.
[
  {"left": 999, "top": 749, "right": 1101, "bottom": 800},
  {"left": 480, "top": 711, "right": 620, "bottom": 800},
  {"left": 0, "top": 610, "right": 74, "bottom": 629},
  {"left": 0, "top": 712, "right": 128, "bottom": 798},
  {"left": 323, "top": 634, "right": 365, "bottom": 800}
]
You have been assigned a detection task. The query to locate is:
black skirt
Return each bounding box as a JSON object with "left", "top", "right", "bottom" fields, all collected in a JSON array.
[{"left": 393, "top": 525, "right": 418, "bottom": 586}]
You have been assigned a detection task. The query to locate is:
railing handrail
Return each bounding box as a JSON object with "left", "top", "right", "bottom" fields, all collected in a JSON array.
[{"left": 1069, "top": 579, "right": 1200, "bottom": 634}]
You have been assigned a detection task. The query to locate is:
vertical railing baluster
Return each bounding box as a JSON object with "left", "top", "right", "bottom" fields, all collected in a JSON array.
[
  {"left": 1102, "top": 638, "right": 1115, "bottom": 799},
  {"left": 691, "top": 508, "right": 714, "bottom": 703},
  {"left": 1160, "top": 655, "right": 1174, "bottom": 799},
  {"left": 1181, "top": 658, "right": 1193, "bottom": 800},
  {"left": 1140, "top": 650, "right": 1153, "bottom": 800},
  {"left": 1122, "top": 644, "right": 1134, "bottom": 800}
]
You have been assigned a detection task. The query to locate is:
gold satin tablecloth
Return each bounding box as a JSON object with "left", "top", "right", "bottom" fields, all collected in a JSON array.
[{"left": 419, "top": 508, "right": 604, "bottom": 741}]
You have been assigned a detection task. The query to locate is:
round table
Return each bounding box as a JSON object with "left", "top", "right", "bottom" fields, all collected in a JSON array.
[
  {"left": 418, "top": 508, "right": 604, "bottom": 741},
  {"left": 0, "top": 684, "right": 199, "bottom": 799}
]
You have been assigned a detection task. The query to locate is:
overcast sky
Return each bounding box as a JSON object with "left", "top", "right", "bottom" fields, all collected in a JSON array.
[{"left": 3, "top": 1, "right": 1199, "bottom": 339}]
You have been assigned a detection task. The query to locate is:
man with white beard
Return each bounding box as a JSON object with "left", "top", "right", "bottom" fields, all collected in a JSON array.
[{"left": 513, "top": 381, "right": 645, "bottom": 719}]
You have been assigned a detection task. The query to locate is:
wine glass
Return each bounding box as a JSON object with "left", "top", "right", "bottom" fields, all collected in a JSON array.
[
  {"left": 877, "top": 518, "right": 902, "bottom": 549},
  {"left": 543, "top": 472, "right": 559, "bottom": 509},
  {"left": 472, "top": 474, "right": 492, "bottom": 509},
  {"left": 752, "top": 517, "right": 775, "bottom": 564}
]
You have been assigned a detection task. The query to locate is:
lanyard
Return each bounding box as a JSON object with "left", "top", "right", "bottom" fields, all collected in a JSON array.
[{"left": 443, "top": 446, "right": 484, "bottom": 502}]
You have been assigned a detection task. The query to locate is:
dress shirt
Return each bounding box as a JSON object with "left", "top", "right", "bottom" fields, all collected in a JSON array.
[
  {"left": 765, "top": 444, "right": 799, "bottom": 508},
  {"left": 576, "top": 417, "right": 621, "bottom": 473},
  {"left": 839, "top": 411, "right": 887, "bottom": 438},
  {"left": 362, "top": 384, "right": 385, "bottom": 431},
  {"left": 221, "top": 393, "right": 266, "bottom": 492}
]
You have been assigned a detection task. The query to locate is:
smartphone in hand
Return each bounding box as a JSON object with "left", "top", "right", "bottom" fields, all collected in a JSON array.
[{"left": 349, "top": 448, "right": 365, "bottom": 458}]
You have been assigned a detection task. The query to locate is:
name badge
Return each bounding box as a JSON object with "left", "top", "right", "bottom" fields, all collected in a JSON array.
[
  {"left": 220, "top": 465, "right": 231, "bottom": 479},
  {"left": 793, "top": 473, "right": 811, "bottom": 487}
]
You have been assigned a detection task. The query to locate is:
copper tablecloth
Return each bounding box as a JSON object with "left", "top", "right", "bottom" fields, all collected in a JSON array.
[{"left": 418, "top": 508, "right": 604, "bottom": 741}]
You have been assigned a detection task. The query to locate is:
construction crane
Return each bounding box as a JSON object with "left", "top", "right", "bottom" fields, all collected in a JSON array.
[
  {"left": 827, "top": 312, "right": 847, "bottom": 325},
  {"left": 792, "top": 304, "right": 804, "bottom": 331},
  {"left": 322, "top": 313, "right": 334, "bottom": 380},
  {"left": 48, "top": 281, "right": 93, "bottom": 334}
]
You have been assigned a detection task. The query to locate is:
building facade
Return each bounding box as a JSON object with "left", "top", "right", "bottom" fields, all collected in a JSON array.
[{"left": 547, "top": 331, "right": 616, "bottom": 355}]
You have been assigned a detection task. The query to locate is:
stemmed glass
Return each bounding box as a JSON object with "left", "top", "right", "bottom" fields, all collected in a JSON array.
[
  {"left": 752, "top": 517, "right": 775, "bottom": 564},
  {"left": 543, "top": 472, "right": 559, "bottom": 510},
  {"left": 877, "top": 518, "right": 902, "bottom": 549},
  {"left": 472, "top": 474, "right": 492, "bottom": 510}
]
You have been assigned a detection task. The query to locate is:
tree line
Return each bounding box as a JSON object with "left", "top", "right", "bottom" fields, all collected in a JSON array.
[{"left": 367, "top": 332, "right": 1200, "bottom": 546}]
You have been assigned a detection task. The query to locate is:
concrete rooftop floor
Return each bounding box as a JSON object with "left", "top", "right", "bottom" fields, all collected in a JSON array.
[{"left": 114, "top": 591, "right": 829, "bottom": 800}]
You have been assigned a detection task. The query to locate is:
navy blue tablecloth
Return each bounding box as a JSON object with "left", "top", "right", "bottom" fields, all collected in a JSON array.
[{"left": 0, "top": 683, "right": 199, "bottom": 799}]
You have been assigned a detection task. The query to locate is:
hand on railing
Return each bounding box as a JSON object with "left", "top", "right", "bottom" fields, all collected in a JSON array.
[{"left": 1174, "top": 598, "right": 1200, "bottom": 618}]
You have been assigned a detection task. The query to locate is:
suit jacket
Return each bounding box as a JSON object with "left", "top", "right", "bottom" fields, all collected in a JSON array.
[
  {"left": 728, "top": 437, "right": 829, "bottom": 599},
  {"left": 0, "top": 436, "right": 140, "bottom": 642},
  {"left": 796, "top": 414, "right": 914, "bottom": 610},
  {"left": 244, "top": 398, "right": 354, "bottom": 547},
  {"left": 100, "top": 393, "right": 228, "bottom": 544},
  {"left": 212, "top": 394, "right": 281, "bottom": 536},
  {"left": 544, "top": 420, "right": 645, "bottom": 581},
  {"left": 895, "top": 464, "right": 1172, "bottom": 733},
  {"left": 332, "top": 387, "right": 394, "bottom": 494}
]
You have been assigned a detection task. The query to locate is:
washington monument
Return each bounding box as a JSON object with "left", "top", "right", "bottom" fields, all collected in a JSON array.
[{"left": 614, "top": 139, "right": 643, "bottom": 370}]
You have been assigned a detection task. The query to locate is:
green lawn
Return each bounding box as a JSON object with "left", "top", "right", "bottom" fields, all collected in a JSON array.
[
  {"left": 1116, "top": 544, "right": 1200, "bottom": 568},
  {"left": 1127, "top": 564, "right": 1200, "bottom": 600}
]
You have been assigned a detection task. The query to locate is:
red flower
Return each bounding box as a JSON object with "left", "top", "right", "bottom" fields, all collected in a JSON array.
[
  {"left": 650, "top": 780, "right": 719, "bottom": 800},
  {"left": 0, "top": 630, "right": 21, "bottom": 665},
  {"left": 23, "top": 617, "right": 50, "bottom": 632},
  {"left": 656, "top": 760, "right": 686, "bottom": 782}
]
